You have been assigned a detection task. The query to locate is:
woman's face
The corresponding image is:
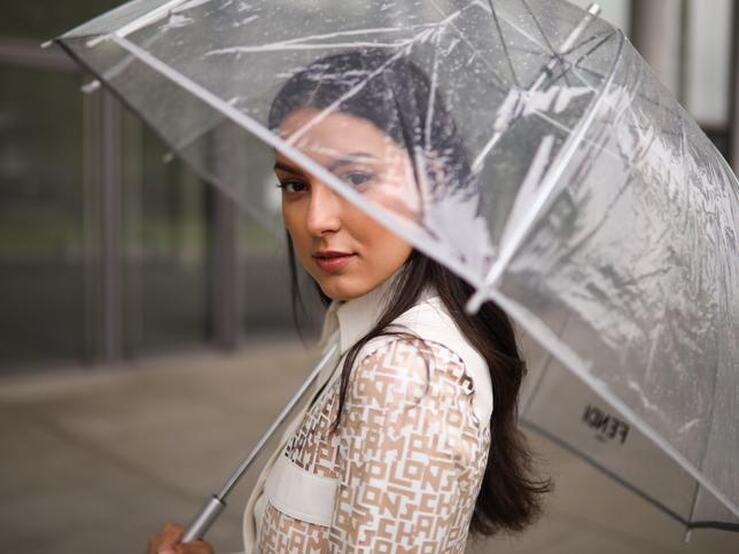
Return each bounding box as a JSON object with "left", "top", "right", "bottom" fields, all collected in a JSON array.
[{"left": 274, "top": 108, "right": 417, "bottom": 301}]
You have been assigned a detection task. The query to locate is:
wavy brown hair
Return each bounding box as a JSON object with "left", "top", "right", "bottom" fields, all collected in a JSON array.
[{"left": 271, "top": 49, "right": 552, "bottom": 537}]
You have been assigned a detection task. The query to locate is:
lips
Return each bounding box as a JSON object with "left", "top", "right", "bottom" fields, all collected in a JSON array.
[
  {"left": 313, "top": 251, "right": 356, "bottom": 272},
  {"left": 313, "top": 250, "right": 353, "bottom": 259}
]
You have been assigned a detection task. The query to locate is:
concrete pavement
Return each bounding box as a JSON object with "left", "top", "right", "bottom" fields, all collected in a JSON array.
[{"left": 0, "top": 337, "right": 736, "bottom": 553}]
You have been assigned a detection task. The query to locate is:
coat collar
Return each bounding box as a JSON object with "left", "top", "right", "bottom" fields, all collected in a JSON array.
[{"left": 318, "top": 266, "right": 439, "bottom": 355}]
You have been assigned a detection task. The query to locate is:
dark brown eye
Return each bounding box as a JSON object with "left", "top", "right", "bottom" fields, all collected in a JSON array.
[
  {"left": 343, "top": 170, "right": 373, "bottom": 188},
  {"left": 277, "top": 179, "right": 308, "bottom": 193}
]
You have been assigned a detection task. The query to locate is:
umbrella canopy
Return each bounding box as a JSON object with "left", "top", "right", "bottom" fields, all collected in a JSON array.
[{"left": 55, "top": 0, "right": 738, "bottom": 532}]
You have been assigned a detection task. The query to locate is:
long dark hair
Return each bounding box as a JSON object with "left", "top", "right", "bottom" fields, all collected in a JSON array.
[{"left": 268, "top": 48, "right": 551, "bottom": 537}]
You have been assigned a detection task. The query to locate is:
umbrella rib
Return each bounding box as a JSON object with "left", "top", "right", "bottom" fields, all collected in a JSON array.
[
  {"left": 518, "top": 0, "right": 557, "bottom": 55},
  {"left": 687, "top": 480, "right": 702, "bottom": 532},
  {"left": 86, "top": 0, "right": 192, "bottom": 48},
  {"left": 81, "top": 19, "right": 196, "bottom": 97},
  {"left": 545, "top": 30, "right": 618, "bottom": 89},
  {"left": 206, "top": 39, "right": 420, "bottom": 54},
  {"left": 520, "top": 0, "right": 572, "bottom": 87},
  {"left": 487, "top": 0, "right": 522, "bottom": 88},
  {"left": 688, "top": 298, "right": 727, "bottom": 526},
  {"left": 687, "top": 519, "right": 739, "bottom": 532},
  {"left": 424, "top": 28, "right": 443, "bottom": 153},
  {"left": 563, "top": 28, "right": 617, "bottom": 58},
  {"left": 530, "top": 109, "right": 622, "bottom": 161},
  {"left": 204, "top": 25, "right": 438, "bottom": 55},
  {"left": 427, "top": 0, "right": 508, "bottom": 93},
  {"left": 493, "top": 8, "right": 548, "bottom": 54}
]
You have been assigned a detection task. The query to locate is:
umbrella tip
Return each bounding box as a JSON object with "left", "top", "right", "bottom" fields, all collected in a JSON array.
[
  {"left": 40, "top": 40, "right": 53, "bottom": 49},
  {"left": 465, "top": 288, "right": 487, "bottom": 315},
  {"left": 81, "top": 80, "right": 101, "bottom": 94},
  {"left": 587, "top": 3, "right": 602, "bottom": 17}
]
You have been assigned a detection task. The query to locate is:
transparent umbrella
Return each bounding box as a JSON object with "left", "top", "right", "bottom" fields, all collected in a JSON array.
[{"left": 54, "top": 0, "right": 738, "bottom": 540}]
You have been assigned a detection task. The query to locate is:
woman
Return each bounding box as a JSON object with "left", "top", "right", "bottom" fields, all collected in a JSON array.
[{"left": 148, "top": 48, "right": 550, "bottom": 554}]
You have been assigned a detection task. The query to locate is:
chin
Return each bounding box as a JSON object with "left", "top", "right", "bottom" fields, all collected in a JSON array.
[{"left": 318, "top": 276, "right": 366, "bottom": 302}]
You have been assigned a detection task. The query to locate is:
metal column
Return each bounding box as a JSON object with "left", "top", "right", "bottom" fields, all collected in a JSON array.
[
  {"left": 729, "top": 0, "right": 739, "bottom": 174},
  {"left": 209, "top": 187, "right": 242, "bottom": 350},
  {"left": 83, "top": 88, "right": 124, "bottom": 363},
  {"left": 630, "top": 0, "right": 684, "bottom": 99}
]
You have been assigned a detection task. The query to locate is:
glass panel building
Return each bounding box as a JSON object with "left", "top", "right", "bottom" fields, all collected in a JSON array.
[{"left": 0, "top": 0, "right": 736, "bottom": 372}]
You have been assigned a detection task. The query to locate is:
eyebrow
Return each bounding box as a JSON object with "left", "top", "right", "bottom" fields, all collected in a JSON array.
[
  {"left": 273, "top": 152, "right": 377, "bottom": 175},
  {"left": 273, "top": 161, "right": 304, "bottom": 174},
  {"left": 328, "top": 152, "right": 377, "bottom": 172}
]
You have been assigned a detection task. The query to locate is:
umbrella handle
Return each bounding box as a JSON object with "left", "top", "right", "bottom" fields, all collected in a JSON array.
[{"left": 181, "top": 495, "right": 226, "bottom": 543}]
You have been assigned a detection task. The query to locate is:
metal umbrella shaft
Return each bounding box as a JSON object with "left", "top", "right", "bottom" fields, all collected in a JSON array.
[{"left": 181, "top": 342, "right": 339, "bottom": 543}]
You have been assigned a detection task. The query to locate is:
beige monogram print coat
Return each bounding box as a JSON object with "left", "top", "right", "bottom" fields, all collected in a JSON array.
[{"left": 242, "top": 274, "right": 494, "bottom": 553}]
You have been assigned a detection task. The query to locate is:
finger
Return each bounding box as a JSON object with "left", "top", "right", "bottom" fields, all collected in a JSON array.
[
  {"left": 162, "top": 522, "right": 184, "bottom": 542},
  {"left": 146, "top": 534, "right": 159, "bottom": 554},
  {"left": 191, "top": 539, "right": 214, "bottom": 554},
  {"left": 163, "top": 522, "right": 184, "bottom": 538},
  {"left": 157, "top": 522, "right": 184, "bottom": 552},
  {"left": 157, "top": 541, "right": 181, "bottom": 552},
  {"left": 147, "top": 531, "right": 170, "bottom": 554},
  {"left": 174, "top": 540, "right": 214, "bottom": 554}
]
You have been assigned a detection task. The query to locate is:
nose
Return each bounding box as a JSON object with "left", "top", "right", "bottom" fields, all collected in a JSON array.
[{"left": 305, "top": 180, "right": 343, "bottom": 237}]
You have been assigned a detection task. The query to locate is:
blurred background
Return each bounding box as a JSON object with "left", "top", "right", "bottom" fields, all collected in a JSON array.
[
  {"left": 0, "top": 1, "right": 737, "bottom": 553},
  {"left": 1, "top": 0, "right": 737, "bottom": 371}
]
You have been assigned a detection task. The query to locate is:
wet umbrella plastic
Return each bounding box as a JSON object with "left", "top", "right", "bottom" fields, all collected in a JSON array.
[{"left": 54, "top": 0, "right": 738, "bottom": 541}]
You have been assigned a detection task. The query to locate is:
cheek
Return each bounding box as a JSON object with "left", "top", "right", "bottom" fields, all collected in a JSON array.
[
  {"left": 282, "top": 201, "right": 310, "bottom": 256},
  {"left": 351, "top": 211, "right": 411, "bottom": 267},
  {"left": 281, "top": 199, "right": 296, "bottom": 235},
  {"left": 381, "top": 230, "right": 413, "bottom": 263},
  {"left": 365, "top": 159, "right": 421, "bottom": 222}
]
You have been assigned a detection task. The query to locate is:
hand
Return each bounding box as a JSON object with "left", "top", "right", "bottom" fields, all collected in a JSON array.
[{"left": 146, "top": 522, "right": 214, "bottom": 554}]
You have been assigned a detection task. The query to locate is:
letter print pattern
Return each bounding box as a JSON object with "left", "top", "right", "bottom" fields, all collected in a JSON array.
[{"left": 257, "top": 337, "right": 491, "bottom": 553}]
